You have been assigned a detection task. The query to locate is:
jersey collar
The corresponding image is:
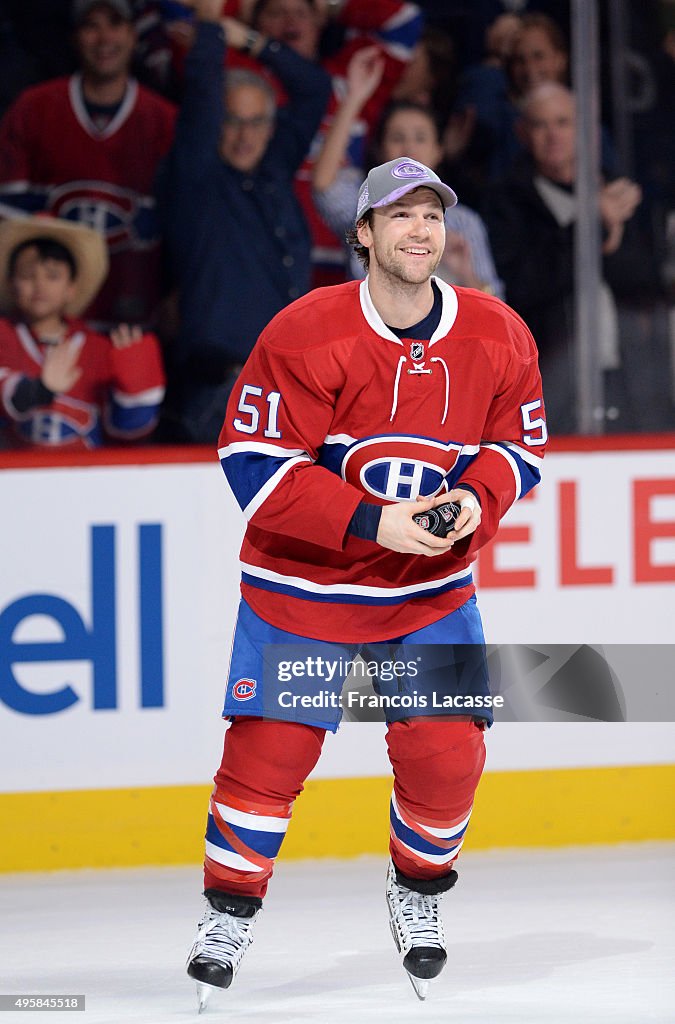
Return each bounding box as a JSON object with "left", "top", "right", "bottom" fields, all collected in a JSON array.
[
  {"left": 16, "top": 322, "right": 86, "bottom": 363},
  {"left": 359, "top": 276, "right": 459, "bottom": 346},
  {"left": 69, "top": 73, "right": 138, "bottom": 141}
]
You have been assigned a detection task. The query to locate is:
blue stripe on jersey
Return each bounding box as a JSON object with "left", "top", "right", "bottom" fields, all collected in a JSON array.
[
  {"left": 241, "top": 571, "right": 472, "bottom": 606},
  {"left": 389, "top": 804, "right": 468, "bottom": 856},
  {"left": 379, "top": 8, "right": 423, "bottom": 55},
  {"left": 0, "top": 187, "right": 50, "bottom": 215},
  {"left": 503, "top": 446, "right": 540, "bottom": 497},
  {"left": 108, "top": 402, "right": 159, "bottom": 433},
  {"left": 206, "top": 814, "right": 285, "bottom": 859},
  {"left": 444, "top": 450, "right": 479, "bottom": 489},
  {"left": 447, "top": 445, "right": 541, "bottom": 501},
  {"left": 221, "top": 451, "right": 295, "bottom": 512},
  {"left": 316, "top": 440, "right": 346, "bottom": 477},
  {"left": 493, "top": 443, "right": 541, "bottom": 498}
]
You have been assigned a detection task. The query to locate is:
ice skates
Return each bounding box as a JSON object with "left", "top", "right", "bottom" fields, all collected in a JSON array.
[
  {"left": 385, "top": 860, "right": 455, "bottom": 1000},
  {"left": 187, "top": 889, "right": 262, "bottom": 1012}
]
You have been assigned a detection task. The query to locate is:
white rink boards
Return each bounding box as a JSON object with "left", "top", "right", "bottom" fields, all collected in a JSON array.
[{"left": 1, "top": 442, "right": 674, "bottom": 795}]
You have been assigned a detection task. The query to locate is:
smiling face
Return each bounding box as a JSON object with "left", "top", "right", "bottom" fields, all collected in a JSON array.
[
  {"left": 357, "top": 187, "right": 445, "bottom": 286},
  {"left": 219, "top": 84, "right": 275, "bottom": 172},
  {"left": 75, "top": 4, "right": 136, "bottom": 84}
]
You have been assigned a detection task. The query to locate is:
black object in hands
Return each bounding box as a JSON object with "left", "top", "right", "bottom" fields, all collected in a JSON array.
[{"left": 412, "top": 501, "right": 461, "bottom": 538}]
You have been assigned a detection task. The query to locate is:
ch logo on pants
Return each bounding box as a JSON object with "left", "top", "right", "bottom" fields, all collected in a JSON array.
[{"left": 232, "top": 678, "right": 257, "bottom": 701}]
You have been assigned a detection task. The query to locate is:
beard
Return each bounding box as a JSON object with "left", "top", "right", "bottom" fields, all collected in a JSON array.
[{"left": 370, "top": 244, "right": 443, "bottom": 287}]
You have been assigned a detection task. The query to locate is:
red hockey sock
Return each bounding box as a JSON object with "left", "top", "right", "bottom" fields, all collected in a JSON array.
[
  {"left": 385, "top": 717, "right": 486, "bottom": 881},
  {"left": 204, "top": 717, "right": 325, "bottom": 899}
]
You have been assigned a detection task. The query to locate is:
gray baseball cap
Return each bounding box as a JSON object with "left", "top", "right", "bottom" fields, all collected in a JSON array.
[
  {"left": 72, "top": 0, "right": 133, "bottom": 24},
  {"left": 356, "top": 157, "right": 458, "bottom": 223}
]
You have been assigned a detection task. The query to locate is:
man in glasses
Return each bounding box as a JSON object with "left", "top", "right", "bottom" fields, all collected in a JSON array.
[{"left": 159, "top": 0, "right": 331, "bottom": 443}]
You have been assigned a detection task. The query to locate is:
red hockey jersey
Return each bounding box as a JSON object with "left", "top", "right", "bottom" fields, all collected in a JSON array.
[
  {"left": 218, "top": 278, "right": 547, "bottom": 642},
  {"left": 0, "top": 318, "right": 165, "bottom": 449},
  {"left": 0, "top": 76, "right": 176, "bottom": 326}
]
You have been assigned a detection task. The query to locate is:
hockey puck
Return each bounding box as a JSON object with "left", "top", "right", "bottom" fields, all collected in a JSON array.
[{"left": 412, "top": 501, "right": 461, "bottom": 538}]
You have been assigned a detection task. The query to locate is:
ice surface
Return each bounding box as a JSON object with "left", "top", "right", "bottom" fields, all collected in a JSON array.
[{"left": 1, "top": 844, "right": 673, "bottom": 1024}]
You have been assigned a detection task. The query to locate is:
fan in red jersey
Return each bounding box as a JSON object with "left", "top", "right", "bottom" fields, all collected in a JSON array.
[
  {"left": 0, "top": 0, "right": 176, "bottom": 329},
  {"left": 0, "top": 215, "right": 165, "bottom": 449}
]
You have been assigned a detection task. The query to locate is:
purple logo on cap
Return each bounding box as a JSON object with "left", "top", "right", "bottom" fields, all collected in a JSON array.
[
  {"left": 391, "top": 161, "right": 428, "bottom": 180},
  {"left": 357, "top": 184, "right": 369, "bottom": 216}
]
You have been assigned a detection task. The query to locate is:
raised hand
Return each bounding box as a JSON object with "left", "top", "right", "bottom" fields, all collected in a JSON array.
[
  {"left": 110, "top": 323, "right": 144, "bottom": 349},
  {"left": 41, "top": 340, "right": 82, "bottom": 394},
  {"left": 220, "top": 15, "right": 257, "bottom": 50},
  {"left": 345, "top": 45, "right": 386, "bottom": 107},
  {"left": 185, "top": 0, "right": 226, "bottom": 23},
  {"left": 599, "top": 177, "right": 642, "bottom": 254}
]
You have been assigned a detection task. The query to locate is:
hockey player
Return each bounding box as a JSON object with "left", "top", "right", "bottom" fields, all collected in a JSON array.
[
  {"left": 187, "top": 157, "right": 547, "bottom": 1008},
  {"left": 0, "top": 215, "right": 165, "bottom": 448}
]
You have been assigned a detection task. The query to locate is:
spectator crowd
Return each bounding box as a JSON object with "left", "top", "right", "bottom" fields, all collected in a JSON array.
[{"left": 0, "top": 0, "right": 673, "bottom": 449}]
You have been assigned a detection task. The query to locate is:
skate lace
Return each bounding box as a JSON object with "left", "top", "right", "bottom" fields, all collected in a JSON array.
[
  {"left": 195, "top": 906, "right": 257, "bottom": 969},
  {"left": 395, "top": 887, "right": 444, "bottom": 949}
]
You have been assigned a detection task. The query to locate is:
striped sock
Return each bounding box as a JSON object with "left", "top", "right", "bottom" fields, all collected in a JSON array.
[
  {"left": 389, "top": 789, "right": 474, "bottom": 876},
  {"left": 205, "top": 787, "right": 292, "bottom": 892}
]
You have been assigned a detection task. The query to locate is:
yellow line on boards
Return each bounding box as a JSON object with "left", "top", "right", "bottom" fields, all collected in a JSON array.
[{"left": 1, "top": 764, "right": 673, "bottom": 872}]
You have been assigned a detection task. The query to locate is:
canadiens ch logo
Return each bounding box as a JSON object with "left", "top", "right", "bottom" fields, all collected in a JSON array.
[
  {"left": 48, "top": 182, "right": 158, "bottom": 252},
  {"left": 232, "top": 678, "right": 257, "bottom": 701},
  {"left": 392, "top": 160, "right": 427, "bottom": 179},
  {"left": 341, "top": 435, "right": 461, "bottom": 503}
]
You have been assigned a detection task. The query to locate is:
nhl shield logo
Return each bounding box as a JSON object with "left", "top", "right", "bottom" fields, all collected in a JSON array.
[{"left": 411, "top": 342, "right": 425, "bottom": 360}]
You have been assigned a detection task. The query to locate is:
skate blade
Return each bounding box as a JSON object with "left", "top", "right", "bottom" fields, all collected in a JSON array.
[
  {"left": 406, "top": 972, "right": 430, "bottom": 1001},
  {"left": 195, "top": 981, "right": 218, "bottom": 1014}
]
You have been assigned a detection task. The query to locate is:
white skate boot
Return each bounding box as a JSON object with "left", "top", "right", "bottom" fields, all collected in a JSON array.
[
  {"left": 385, "top": 860, "right": 456, "bottom": 1001},
  {"left": 187, "top": 889, "right": 262, "bottom": 1013}
]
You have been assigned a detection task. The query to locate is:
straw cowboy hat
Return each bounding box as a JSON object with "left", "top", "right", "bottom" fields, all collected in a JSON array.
[{"left": 0, "top": 214, "right": 109, "bottom": 316}]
